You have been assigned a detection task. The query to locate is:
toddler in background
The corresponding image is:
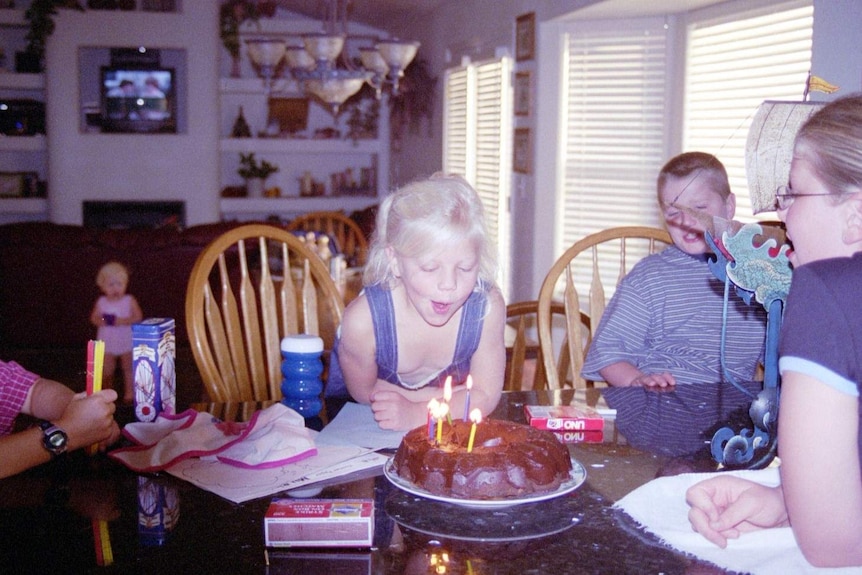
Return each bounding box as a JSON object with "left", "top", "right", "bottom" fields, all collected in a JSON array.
[{"left": 89, "top": 261, "right": 143, "bottom": 404}]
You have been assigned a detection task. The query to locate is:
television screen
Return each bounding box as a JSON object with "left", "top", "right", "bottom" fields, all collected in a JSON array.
[{"left": 100, "top": 67, "right": 176, "bottom": 134}]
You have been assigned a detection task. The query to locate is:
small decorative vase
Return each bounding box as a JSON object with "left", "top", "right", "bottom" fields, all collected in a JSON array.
[{"left": 245, "top": 178, "right": 265, "bottom": 198}]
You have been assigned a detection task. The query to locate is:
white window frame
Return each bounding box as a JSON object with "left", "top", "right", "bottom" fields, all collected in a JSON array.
[{"left": 443, "top": 56, "right": 512, "bottom": 299}]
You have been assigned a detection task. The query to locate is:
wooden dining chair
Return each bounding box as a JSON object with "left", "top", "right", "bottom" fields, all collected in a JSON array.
[
  {"left": 185, "top": 224, "right": 344, "bottom": 403},
  {"left": 505, "top": 300, "right": 585, "bottom": 391},
  {"left": 537, "top": 226, "right": 671, "bottom": 390},
  {"left": 286, "top": 210, "right": 369, "bottom": 267}
]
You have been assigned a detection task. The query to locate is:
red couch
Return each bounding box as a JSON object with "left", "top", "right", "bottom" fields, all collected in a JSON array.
[{"left": 0, "top": 220, "right": 244, "bottom": 404}]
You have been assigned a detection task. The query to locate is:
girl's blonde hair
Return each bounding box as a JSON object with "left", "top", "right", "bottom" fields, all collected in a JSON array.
[
  {"left": 363, "top": 173, "right": 498, "bottom": 288},
  {"left": 96, "top": 261, "right": 129, "bottom": 288},
  {"left": 794, "top": 93, "right": 862, "bottom": 199}
]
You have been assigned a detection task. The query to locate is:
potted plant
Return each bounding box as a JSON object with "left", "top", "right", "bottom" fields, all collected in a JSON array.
[
  {"left": 219, "top": 0, "right": 275, "bottom": 77},
  {"left": 22, "top": 1, "right": 84, "bottom": 73},
  {"left": 237, "top": 152, "right": 278, "bottom": 197}
]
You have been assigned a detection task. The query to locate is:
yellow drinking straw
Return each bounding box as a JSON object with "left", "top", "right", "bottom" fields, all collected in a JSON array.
[
  {"left": 92, "top": 517, "right": 113, "bottom": 566},
  {"left": 86, "top": 340, "right": 105, "bottom": 456}
]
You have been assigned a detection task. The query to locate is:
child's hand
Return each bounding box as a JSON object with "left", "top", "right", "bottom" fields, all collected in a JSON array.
[
  {"left": 630, "top": 372, "right": 676, "bottom": 388},
  {"left": 369, "top": 388, "right": 423, "bottom": 431},
  {"left": 686, "top": 476, "right": 787, "bottom": 547},
  {"left": 57, "top": 390, "right": 120, "bottom": 452}
]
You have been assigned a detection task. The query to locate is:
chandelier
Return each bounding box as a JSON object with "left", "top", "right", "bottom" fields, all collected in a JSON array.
[{"left": 244, "top": 0, "right": 420, "bottom": 114}]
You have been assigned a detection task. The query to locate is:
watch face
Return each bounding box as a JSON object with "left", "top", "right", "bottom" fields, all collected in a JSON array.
[
  {"left": 40, "top": 422, "right": 68, "bottom": 455},
  {"left": 47, "top": 431, "right": 66, "bottom": 449}
]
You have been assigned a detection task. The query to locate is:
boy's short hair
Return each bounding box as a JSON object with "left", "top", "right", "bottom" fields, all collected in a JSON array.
[{"left": 657, "top": 151, "right": 731, "bottom": 202}]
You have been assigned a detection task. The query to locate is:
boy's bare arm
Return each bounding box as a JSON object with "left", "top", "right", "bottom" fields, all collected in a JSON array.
[{"left": 599, "top": 361, "right": 675, "bottom": 387}]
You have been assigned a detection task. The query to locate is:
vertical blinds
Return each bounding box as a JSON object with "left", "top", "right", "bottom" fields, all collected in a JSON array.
[
  {"left": 443, "top": 58, "right": 511, "bottom": 296},
  {"left": 561, "top": 23, "right": 669, "bottom": 298},
  {"left": 562, "top": 24, "right": 668, "bottom": 249},
  {"left": 684, "top": 0, "right": 814, "bottom": 221}
]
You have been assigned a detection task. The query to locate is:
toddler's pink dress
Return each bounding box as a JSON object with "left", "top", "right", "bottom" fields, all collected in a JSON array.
[{"left": 96, "top": 294, "right": 134, "bottom": 355}]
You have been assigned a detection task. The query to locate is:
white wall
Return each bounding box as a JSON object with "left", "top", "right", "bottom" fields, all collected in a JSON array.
[{"left": 46, "top": 3, "right": 219, "bottom": 226}]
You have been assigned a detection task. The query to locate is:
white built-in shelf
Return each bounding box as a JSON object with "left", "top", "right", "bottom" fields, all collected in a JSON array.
[
  {"left": 0, "top": 197, "right": 47, "bottom": 213},
  {"left": 220, "top": 196, "right": 379, "bottom": 215},
  {"left": 0, "top": 134, "right": 45, "bottom": 151},
  {"left": 0, "top": 72, "right": 44, "bottom": 90},
  {"left": 220, "top": 137, "right": 381, "bottom": 154}
]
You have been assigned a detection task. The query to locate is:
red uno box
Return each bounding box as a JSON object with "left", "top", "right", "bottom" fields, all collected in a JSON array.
[
  {"left": 265, "top": 499, "right": 374, "bottom": 548},
  {"left": 552, "top": 429, "right": 604, "bottom": 444},
  {"left": 525, "top": 404, "right": 605, "bottom": 432},
  {"left": 132, "top": 318, "right": 176, "bottom": 422}
]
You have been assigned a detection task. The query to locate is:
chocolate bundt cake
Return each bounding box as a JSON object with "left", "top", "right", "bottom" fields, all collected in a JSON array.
[{"left": 392, "top": 419, "right": 573, "bottom": 500}]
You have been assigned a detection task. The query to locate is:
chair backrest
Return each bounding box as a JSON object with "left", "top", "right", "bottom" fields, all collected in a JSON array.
[
  {"left": 505, "top": 300, "right": 585, "bottom": 391},
  {"left": 537, "top": 226, "right": 671, "bottom": 389},
  {"left": 286, "top": 210, "right": 369, "bottom": 267},
  {"left": 185, "top": 224, "right": 344, "bottom": 403}
]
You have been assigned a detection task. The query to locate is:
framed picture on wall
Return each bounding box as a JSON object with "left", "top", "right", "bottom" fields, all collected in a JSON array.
[
  {"left": 516, "top": 12, "right": 536, "bottom": 61},
  {"left": 514, "top": 71, "right": 531, "bottom": 116},
  {"left": 0, "top": 172, "right": 38, "bottom": 197},
  {"left": 513, "top": 128, "right": 531, "bottom": 174}
]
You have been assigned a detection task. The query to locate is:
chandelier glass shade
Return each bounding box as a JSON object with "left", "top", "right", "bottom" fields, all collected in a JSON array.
[{"left": 243, "top": 2, "right": 420, "bottom": 115}]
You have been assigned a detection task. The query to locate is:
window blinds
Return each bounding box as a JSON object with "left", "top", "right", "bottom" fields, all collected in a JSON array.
[
  {"left": 443, "top": 58, "right": 511, "bottom": 296},
  {"left": 684, "top": 0, "right": 814, "bottom": 221}
]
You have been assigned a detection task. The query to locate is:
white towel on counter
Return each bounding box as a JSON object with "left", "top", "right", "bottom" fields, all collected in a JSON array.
[
  {"left": 614, "top": 467, "right": 861, "bottom": 575},
  {"left": 110, "top": 402, "right": 317, "bottom": 472}
]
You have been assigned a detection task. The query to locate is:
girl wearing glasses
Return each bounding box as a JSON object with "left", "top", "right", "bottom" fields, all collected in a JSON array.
[{"left": 686, "top": 93, "right": 862, "bottom": 567}]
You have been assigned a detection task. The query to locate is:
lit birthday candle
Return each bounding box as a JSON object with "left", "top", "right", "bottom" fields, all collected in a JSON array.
[
  {"left": 467, "top": 408, "right": 482, "bottom": 453},
  {"left": 427, "top": 398, "right": 439, "bottom": 441},
  {"left": 462, "top": 375, "right": 473, "bottom": 420},
  {"left": 436, "top": 402, "right": 449, "bottom": 445}
]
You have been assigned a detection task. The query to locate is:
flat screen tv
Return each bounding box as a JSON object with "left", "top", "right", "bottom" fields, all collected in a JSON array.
[{"left": 100, "top": 67, "right": 176, "bottom": 134}]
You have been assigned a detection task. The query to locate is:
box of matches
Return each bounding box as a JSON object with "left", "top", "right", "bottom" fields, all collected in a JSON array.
[
  {"left": 264, "top": 499, "right": 374, "bottom": 548},
  {"left": 525, "top": 404, "right": 605, "bottom": 432}
]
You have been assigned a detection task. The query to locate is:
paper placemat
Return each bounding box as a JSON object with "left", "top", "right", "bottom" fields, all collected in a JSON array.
[{"left": 316, "top": 401, "right": 407, "bottom": 450}]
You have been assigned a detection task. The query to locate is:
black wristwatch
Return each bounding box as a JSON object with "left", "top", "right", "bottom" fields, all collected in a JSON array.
[{"left": 39, "top": 421, "right": 68, "bottom": 458}]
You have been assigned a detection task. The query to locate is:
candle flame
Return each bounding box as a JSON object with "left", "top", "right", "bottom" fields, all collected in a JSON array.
[
  {"left": 469, "top": 408, "right": 482, "bottom": 424},
  {"left": 438, "top": 402, "right": 450, "bottom": 419},
  {"left": 465, "top": 374, "right": 473, "bottom": 390},
  {"left": 427, "top": 397, "right": 439, "bottom": 411},
  {"left": 443, "top": 375, "right": 452, "bottom": 402}
]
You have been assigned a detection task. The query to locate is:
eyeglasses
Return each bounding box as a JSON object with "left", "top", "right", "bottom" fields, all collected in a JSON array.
[{"left": 774, "top": 185, "right": 844, "bottom": 210}]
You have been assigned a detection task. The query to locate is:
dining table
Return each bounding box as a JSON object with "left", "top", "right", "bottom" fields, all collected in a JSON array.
[{"left": 0, "top": 387, "right": 752, "bottom": 575}]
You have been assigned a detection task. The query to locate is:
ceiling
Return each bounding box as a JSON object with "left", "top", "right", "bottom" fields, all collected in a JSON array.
[
  {"left": 276, "top": 0, "right": 729, "bottom": 28},
  {"left": 275, "top": 0, "right": 448, "bottom": 31}
]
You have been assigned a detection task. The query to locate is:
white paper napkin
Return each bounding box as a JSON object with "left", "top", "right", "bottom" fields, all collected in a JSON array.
[
  {"left": 110, "top": 403, "right": 317, "bottom": 472},
  {"left": 614, "top": 468, "right": 861, "bottom": 575}
]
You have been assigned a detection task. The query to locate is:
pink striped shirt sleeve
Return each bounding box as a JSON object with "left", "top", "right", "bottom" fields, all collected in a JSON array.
[{"left": 0, "top": 360, "right": 40, "bottom": 436}]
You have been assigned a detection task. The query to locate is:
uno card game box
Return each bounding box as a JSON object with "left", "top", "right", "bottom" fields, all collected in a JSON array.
[{"left": 264, "top": 499, "right": 374, "bottom": 548}]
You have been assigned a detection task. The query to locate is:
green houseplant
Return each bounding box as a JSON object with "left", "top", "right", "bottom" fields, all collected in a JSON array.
[
  {"left": 238, "top": 152, "right": 278, "bottom": 197},
  {"left": 23, "top": 1, "right": 84, "bottom": 72}
]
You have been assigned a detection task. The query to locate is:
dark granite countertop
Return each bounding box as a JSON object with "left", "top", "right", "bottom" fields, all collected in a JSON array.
[{"left": 0, "top": 389, "right": 755, "bottom": 574}]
